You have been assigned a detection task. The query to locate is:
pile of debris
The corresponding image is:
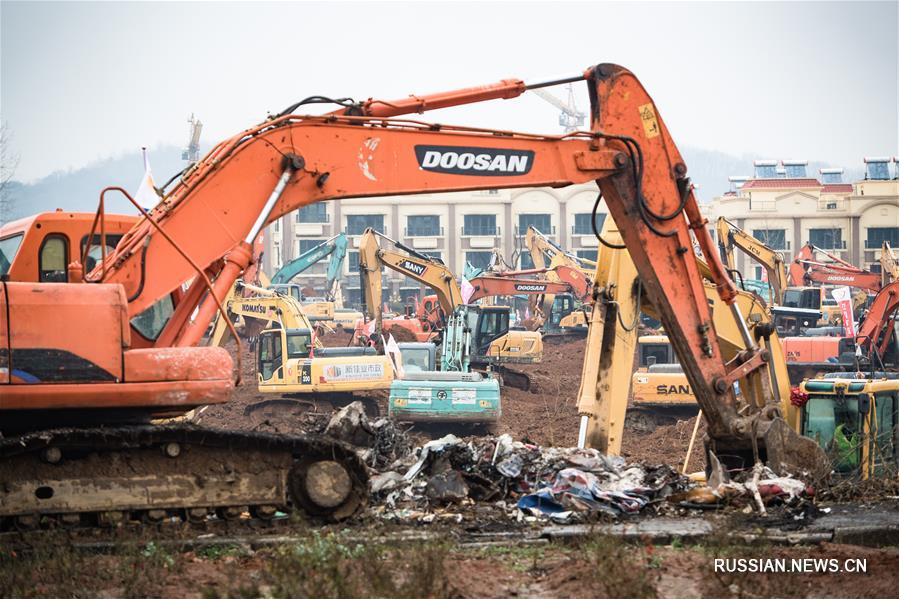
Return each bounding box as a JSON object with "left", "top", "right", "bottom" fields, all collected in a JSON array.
[{"left": 325, "top": 402, "right": 818, "bottom": 524}]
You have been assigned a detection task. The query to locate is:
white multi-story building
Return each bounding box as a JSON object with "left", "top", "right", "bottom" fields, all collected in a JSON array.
[
  {"left": 264, "top": 182, "right": 606, "bottom": 307},
  {"left": 704, "top": 158, "right": 899, "bottom": 283}
]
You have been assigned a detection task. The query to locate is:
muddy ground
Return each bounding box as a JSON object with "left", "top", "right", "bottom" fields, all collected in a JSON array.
[
  {"left": 6, "top": 331, "right": 895, "bottom": 598},
  {"left": 196, "top": 332, "right": 703, "bottom": 469}
]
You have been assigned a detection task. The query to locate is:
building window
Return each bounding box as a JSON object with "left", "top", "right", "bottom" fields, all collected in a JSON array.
[
  {"left": 273, "top": 243, "right": 282, "bottom": 268},
  {"left": 808, "top": 229, "right": 843, "bottom": 249},
  {"left": 463, "top": 214, "right": 497, "bottom": 236},
  {"left": 273, "top": 219, "right": 280, "bottom": 232},
  {"left": 421, "top": 251, "right": 442, "bottom": 264},
  {"left": 406, "top": 215, "right": 441, "bottom": 236},
  {"left": 573, "top": 213, "right": 606, "bottom": 235},
  {"left": 752, "top": 229, "right": 787, "bottom": 250},
  {"left": 576, "top": 250, "right": 598, "bottom": 262},
  {"left": 518, "top": 214, "right": 552, "bottom": 236},
  {"left": 347, "top": 250, "right": 385, "bottom": 272},
  {"left": 466, "top": 251, "right": 493, "bottom": 270},
  {"left": 866, "top": 227, "right": 899, "bottom": 249},
  {"left": 296, "top": 203, "right": 328, "bottom": 223},
  {"left": 346, "top": 214, "right": 385, "bottom": 235},
  {"left": 865, "top": 160, "right": 891, "bottom": 181},
  {"left": 298, "top": 238, "right": 325, "bottom": 256}
]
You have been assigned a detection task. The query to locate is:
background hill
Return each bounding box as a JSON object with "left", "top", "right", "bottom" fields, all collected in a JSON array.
[{"left": 0, "top": 145, "right": 864, "bottom": 225}]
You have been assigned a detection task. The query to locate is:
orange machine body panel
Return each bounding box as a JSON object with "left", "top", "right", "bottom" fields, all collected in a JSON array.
[
  {"left": 0, "top": 282, "right": 231, "bottom": 413},
  {"left": 0, "top": 211, "right": 139, "bottom": 283},
  {"left": 780, "top": 336, "right": 843, "bottom": 363}
]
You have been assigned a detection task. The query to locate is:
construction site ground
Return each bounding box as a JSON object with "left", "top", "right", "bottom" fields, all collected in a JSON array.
[{"left": 4, "top": 331, "right": 898, "bottom": 597}]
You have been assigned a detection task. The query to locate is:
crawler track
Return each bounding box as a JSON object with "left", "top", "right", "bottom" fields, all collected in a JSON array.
[{"left": 0, "top": 425, "right": 368, "bottom": 532}]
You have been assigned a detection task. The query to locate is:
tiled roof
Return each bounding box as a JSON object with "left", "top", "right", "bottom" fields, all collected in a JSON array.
[
  {"left": 740, "top": 178, "right": 822, "bottom": 190},
  {"left": 821, "top": 183, "right": 853, "bottom": 193}
]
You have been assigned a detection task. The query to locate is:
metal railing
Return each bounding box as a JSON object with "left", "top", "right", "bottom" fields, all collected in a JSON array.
[
  {"left": 295, "top": 211, "right": 330, "bottom": 224},
  {"left": 404, "top": 226, "right": 444, "bottom": 237},
  {"left": 809, "top": 240, "right": 847, "bottom": 250},
  {"left": 462, "top": 225, "right": 500, "bottom": 236}
]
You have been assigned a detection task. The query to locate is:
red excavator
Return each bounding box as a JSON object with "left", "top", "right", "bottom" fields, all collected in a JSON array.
[{"left": 1, "top": 63, "right": 827, "bottom": 530}]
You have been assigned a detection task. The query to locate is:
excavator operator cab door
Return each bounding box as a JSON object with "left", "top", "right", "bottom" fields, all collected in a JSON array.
[
  {"left": 549, "top": 294, "right": 574, "bottom": 326},
  {"left": 256, "top": 329, "right": 283, "bottom": 382},
  {"left": 473, "top": 308, "right": 510, "bottom": 355}
]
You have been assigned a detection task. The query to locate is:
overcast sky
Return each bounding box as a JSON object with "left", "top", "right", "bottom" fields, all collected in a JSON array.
[{"left": 2, "top": 1, "right": 897, "bottom": 182}]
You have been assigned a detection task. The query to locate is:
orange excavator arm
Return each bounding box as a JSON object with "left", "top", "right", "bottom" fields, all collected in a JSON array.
[
  {"left": 855, "top": 280, "right": 899, "bottom": 361},
  {"left": 800, "top": 261, "right": 882, "bottom": 292},
  {"left": 466, "top": 274, "right": 574, "bottom": 304},
  {"left": 84, "top": 64, "right": 818, "bottom": 468}
]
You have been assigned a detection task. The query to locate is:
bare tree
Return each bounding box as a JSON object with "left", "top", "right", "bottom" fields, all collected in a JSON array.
[{"left": 0, "top": 122, "right": 20, "bottom": 224}]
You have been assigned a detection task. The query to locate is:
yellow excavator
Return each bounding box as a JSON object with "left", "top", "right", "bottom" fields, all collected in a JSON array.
[
  {"left": 211, "top": 282, "right": 395, "bottom": 418},
  {"left": 523, "top": 225, "right": 595, "bottom": 332},
  {"left": 359, "top": 228, "right": 542, "bottom": 390},
  {"left": 576, "top": 217, "right": 897, "bottom": 480},
  {"left": 716, "top": 216, "right": 790, "bottom": 306}
]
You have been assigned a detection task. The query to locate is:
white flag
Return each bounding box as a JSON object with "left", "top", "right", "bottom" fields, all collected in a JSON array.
[
  {"left": 134, "top": 147, "right": 159, "bottom": 210},
  {"left": 831, "top": 286, "right": 856, "bottom": 337},
  {"left": 384, "top": 333, "right": 405, "bottom": 379},
  {"left": 460, "top": 276, "right": 475, "bottom": 304}
]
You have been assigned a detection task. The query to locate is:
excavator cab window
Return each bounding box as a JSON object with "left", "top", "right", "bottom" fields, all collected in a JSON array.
[
  {"left": 38, "top": 234, "right": 68, "bottom": 282},
  {"left": 130, "top": 296, "right": 175, "bottom": 341},
  {"left": 783, "top": 288, "right": 821, "bottom": 311},
  {"left": 804, "top": 390, "right": 899, "bottom": 476},
  {"left": 475, "top": 309, "right": 510, "bottom": 349},
  {"left": 257, "top": 330, "right": 283, "bottom": 381},
  {"left": 550, "top": 295, "right": 573, "bottom": 325},
  {"left": 803, "top": 393, "right": 862, "bottom": 474},
  {"left": 873, "top": 391, "right": 899, "bottom": 473},
  {"left": 285, "top": 329, "right": 313, "bottom": 358},
  {"left": 641, "top": 343, "right": 674, "bottom": 367},
  {"left": 0, "top": 233, "right": 23, "bottom": 276},
  {"left": 80, "top": 234, "right": 125, "bottom": 273}
]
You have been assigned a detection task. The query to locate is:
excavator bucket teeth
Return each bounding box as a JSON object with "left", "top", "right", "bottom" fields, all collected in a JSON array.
[{"left": 763, "top": 417, "right": 831, "bottom": 484}]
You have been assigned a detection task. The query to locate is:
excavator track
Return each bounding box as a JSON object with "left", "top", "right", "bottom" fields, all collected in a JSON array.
[{"left": 0, "top": 425, "right": 368, "bottom": 532}]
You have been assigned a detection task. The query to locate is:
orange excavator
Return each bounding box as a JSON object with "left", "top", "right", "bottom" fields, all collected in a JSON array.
[
  {"left": 1, "top": 63, "right": 827, "bottom": 530},
  {"left": 854, "top": 280, "right": 899, "bottom": 369},
  {"left": 466, "top": 264, "right": 592, "bottom": 337},
  {"left": 790, "top": 242, "right": 881, "bottom": 293}
]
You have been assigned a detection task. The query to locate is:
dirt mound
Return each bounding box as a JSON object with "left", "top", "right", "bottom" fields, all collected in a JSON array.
[
  {"left": 384, "top": 325, "right": 419, "bottom": 342},
  {"left": 622, "top": 416, "right": 706, "bottom": 469}
]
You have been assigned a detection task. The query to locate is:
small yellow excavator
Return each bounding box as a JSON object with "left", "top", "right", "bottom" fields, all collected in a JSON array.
[
  {"left": 211, "top": 282, "right": 395, "bottom": 418},
  {"left": 359, "top": 228, "right": 542, "bottom": 390}
]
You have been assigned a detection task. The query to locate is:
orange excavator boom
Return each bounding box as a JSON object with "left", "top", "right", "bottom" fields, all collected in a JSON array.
[{"left": 11, "top": 64, "right": 821, "bottom": 474}]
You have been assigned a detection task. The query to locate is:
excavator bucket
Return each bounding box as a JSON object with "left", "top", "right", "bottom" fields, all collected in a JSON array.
[{"left": 762, "top": 417, "right": 831, "bottom": 484}]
